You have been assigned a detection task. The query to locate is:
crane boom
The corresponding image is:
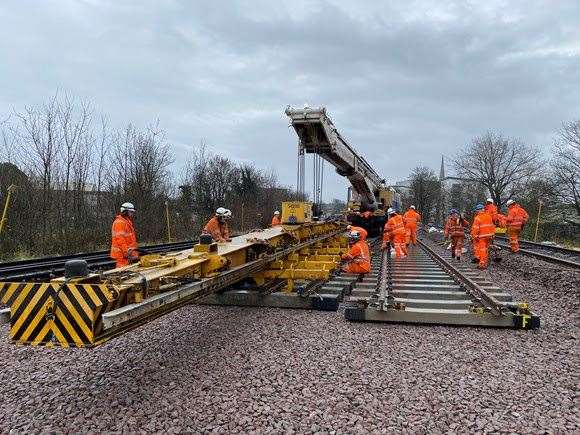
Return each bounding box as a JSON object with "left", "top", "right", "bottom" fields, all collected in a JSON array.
[{"left": 285, "top": 106, "right": 384, "bottom": 207}]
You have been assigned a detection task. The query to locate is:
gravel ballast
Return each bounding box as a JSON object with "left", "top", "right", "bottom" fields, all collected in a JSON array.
[{"left": 0, "top": 243, "right": 578, "bottom": 434}]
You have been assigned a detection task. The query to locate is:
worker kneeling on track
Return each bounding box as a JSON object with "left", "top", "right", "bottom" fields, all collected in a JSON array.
[
  {"left": 444, "top": 209, "right": 468, "bottom": 261},
  {"left": 470, "top": 203, "right": 496, "bottom": 269},
  {"left": 110, "top": 202, "right": 139, "bottom": 268},
  {"left": 203, "top": 207, "right": 232, "bottom": 242},
  {"left": 506, "top": 199, "right": 529, "bottom": 252},
  {"left": 341, "top": 231, "right": 371, "bottom": 274},
  {"left": 382, "top": 208, "right": 407, "bottom": 258},
  {"left": 403, "top": 205, "right": 421, "bottom": 246},
  {"left": 346, "top": 224, "right": 368, "bottom": 241}
]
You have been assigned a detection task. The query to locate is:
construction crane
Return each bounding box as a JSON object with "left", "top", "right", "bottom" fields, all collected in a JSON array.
[
  {"left": 285, "top": 106, "right": 399, "bottom": 235},
  {"left": 285, "top": 106, "right": 400, "bottom": 211}
]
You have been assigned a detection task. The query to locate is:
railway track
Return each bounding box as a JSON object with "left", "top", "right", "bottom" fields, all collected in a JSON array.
[
  {"left": 494, "top": 236, "right": 580, "bottom": 269},
  {"left": 0, "top": 240, "right": 196, "bottom": 281},
  {"left": 343, "top": 239, "right": 539, "bottom": 329}
]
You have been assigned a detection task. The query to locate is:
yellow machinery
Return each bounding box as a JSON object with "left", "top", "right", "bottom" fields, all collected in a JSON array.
[
  {"left": 0, "top": 213, "right": 347, "bottom": 347},
  {"left": 281, "top": 201, "right": 313, "bottom": 224}
]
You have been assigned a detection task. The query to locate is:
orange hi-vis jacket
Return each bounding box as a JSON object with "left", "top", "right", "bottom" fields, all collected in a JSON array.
[
  {"left": 271, "top": 215, "right": 281, "bottom": 226},
  {"left": 203, "top": 216, "right": 229, "bottom": 242},
  {"left": 341, "top": 240, "right": 371, "bottom": 273},
  {"left": 444, "top": 215, "right": 469, "bottom": 238},
  {"left": 506, "top": 204, "right": 529, "bottom": 230},
  {"left": 496, "top": 213, "right": 507, "bottom": 230},
  {"left": 349, "top": 226, "right": 368, "bottom": 241},
  {"left": 484, "top": 203, "right": 499, "bottom": 223},
  {"left": 471, "top": 211, "right": 495, "bottom": 240},
  {"left": 403, "top": 209, "right": 421, "bottom": 228},
  {"left": 383, "top": 214, "right": 406, "bottom": 242},
  {"left": 110, "top": 215, "right": 138, "bottom": 261}
]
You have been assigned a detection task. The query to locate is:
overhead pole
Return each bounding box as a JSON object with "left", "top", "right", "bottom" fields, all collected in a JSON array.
[
  {"left": 0, "top": 185, "right": 16, "bottom": 238},
  {"left": 534, "top": 200, "right": 543, "bottom": 242},
  {"left": 164, "top": 200, "right": 172, "bottom": 243}
]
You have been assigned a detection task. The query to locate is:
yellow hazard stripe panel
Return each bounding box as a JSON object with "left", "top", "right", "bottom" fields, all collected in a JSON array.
[{"left": 1, "top": 282, "right": 125, "bottom": 347}]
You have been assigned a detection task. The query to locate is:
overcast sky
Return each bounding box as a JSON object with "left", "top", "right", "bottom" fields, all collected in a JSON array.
[{"left": 1, "top": 0, "right": 579, "bottom": 200}]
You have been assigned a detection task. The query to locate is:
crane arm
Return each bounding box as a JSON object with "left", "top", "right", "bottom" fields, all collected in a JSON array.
[{"left": 285, "top": 106, "right": 383, "bottom": 206}]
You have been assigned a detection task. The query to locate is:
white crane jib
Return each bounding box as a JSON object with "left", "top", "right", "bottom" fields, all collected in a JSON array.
[{"left": 285, "top": 106, "right": 384, "bottom": 208}]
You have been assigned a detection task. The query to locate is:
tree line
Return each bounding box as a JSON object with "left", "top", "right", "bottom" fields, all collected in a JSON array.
[
  {"left": 0, "top": 94, "right": 296, "bottom": 259},
  {"left": 402, "top": 122, "right": 580, "bottom": 244}
]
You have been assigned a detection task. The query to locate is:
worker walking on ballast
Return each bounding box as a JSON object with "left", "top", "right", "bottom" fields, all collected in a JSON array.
[
  {"left": 382, "top": 208, "right": 407, "bottom": 258},
  {"left": 341, "top": 231, "right": 371, "bottom": 274},
  {"left": 470, "top": 203, "right": 495, "bottom": 269},
  {"left": 271, "top": 210, "right": 281, "bottom": 226},
  {"left": 444, "top": 209, "right": 469, "bottom": 261},
  {"left": 203, "top": 207, "right": 232, "bottom": 242},
  {"left": 403, "top": 205, "right": 421, "bottom": 246},
  {"left": 506, "top": 199, "right": 529, "bottom": 252},
  {"left": 110, "top": 202, "right": 139, "bottom": 268}
]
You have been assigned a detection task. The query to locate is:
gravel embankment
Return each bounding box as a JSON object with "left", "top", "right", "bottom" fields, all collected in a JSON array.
[{"left": 0, "top": 240, "right": 578, "bottom": 434}]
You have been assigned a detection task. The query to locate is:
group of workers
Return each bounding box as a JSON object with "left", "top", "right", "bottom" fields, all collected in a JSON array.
[
  {"left": 444, "top": 198, "right": 529, "bottom": 269},
  {"left": 341, "top": 205, "right": 421, "bottom": 274},
  {"left": 110, "top": 199, "right": 529, "bottom": 272}
]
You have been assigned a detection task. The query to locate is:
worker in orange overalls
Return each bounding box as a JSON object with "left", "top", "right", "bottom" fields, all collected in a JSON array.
[
  {"left": 203, "top": 207, "right": 231, "bottom": 242},
  {"left": 444, "top": 209, "right": 469, "bottom": 261},
  {"left": 470, "top": 203, "right": 496, "bottom": 269},
  {"left": 341, "top": 231, "right": 371, "bottom": 274},
  {"left": 505, "top": 199, "right": 529, "bottom": 252},
  {"left": 110, "top": 202, "right": 139, "bottom": 268},
  {"left": 271, "top": 210, "right": 281, "bottom": 226},
  {"left": 484, "top": 198, "right": 499, "bottom": 225},
  {"left": 382, "top": 208, "right": 407, "bottom": 258},
  {"left": 346, "top": 224, "right": 368, "bottom": 241},
  {"left": 403, "top": 205, "right": 421, "bottom": 246}
]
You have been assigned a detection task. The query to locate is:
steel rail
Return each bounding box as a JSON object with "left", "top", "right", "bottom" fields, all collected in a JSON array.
[
  {"left": 495, "top": 236, "right": 580, "bottom": 257},
  {"left": 417, "top": 239, "right": 505, "bottom": 316},
  {"left": 494, "top": 241, "right": 580, "bottom": 269},
  {"left": 0, "top": 240, "right": 196, "bottom": 280}
]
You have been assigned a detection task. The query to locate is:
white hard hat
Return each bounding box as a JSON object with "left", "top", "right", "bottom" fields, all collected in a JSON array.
[
  {"left": 120, "top": 202, "right": 135, "bottom": 213},
  {"left": 224, "top": 209, "right": 232, "bottom": 217},
  {"left": 274, "top": 211, "right": 280, "bottom": 215},
  {"left": 506, "top": 199, "right": 515, "bottom": 206},
  {"left": 410, "top": 205, "right": 416, "bottom": 210},
  {"left": 216, "top": 207, "right": 227, "bottom": 217},
  {"left": 387, "top": 207, "right": 395, "bottom": 215},
  {"left": 486, "top": 198, "right": 494, "bottom": 204}
]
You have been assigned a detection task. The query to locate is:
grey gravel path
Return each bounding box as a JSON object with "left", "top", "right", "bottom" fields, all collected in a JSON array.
[{"left": 0, "top": 243, "right": 578, "bottom": 434}]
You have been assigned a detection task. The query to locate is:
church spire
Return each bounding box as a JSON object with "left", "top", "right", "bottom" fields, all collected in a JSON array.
[{"left": 439, "top": 155, "right": 445, "bottom": 181}]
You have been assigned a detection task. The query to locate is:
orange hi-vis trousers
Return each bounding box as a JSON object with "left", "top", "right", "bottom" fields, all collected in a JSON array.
[
  {"left": 407, "top": 225, "right": 417, "bottom": 245},
  {"left": 474, "top": 237, "right": 492, "bottom": 268},
  {"left": 392, "top": 234, "right": 407, "bottom": 258},
  {"left": 507, "top": 227, "right": 521, "bottom": 252},
  {"left": 450, "top": 236, "right": 464, "bottom": 258}
]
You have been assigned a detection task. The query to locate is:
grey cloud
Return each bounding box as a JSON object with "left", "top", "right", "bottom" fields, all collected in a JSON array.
[{"left": 0, "top": 0, "right": 578, "bottom": 200}]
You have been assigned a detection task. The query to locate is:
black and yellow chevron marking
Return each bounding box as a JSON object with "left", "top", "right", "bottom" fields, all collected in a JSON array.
[{"left": 0, "top": 282, "right": 126, "bottom": 348}]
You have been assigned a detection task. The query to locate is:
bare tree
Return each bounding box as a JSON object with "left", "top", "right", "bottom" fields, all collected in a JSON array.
[
  {"left": 407, "top": 166, "right": 441, "bottom": 224},
  {"left": 453, "top": 131, "right": 543, "bottom": 207},
  {"left": 551, "top": 120, "right": 580, "bottom": 215}
]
